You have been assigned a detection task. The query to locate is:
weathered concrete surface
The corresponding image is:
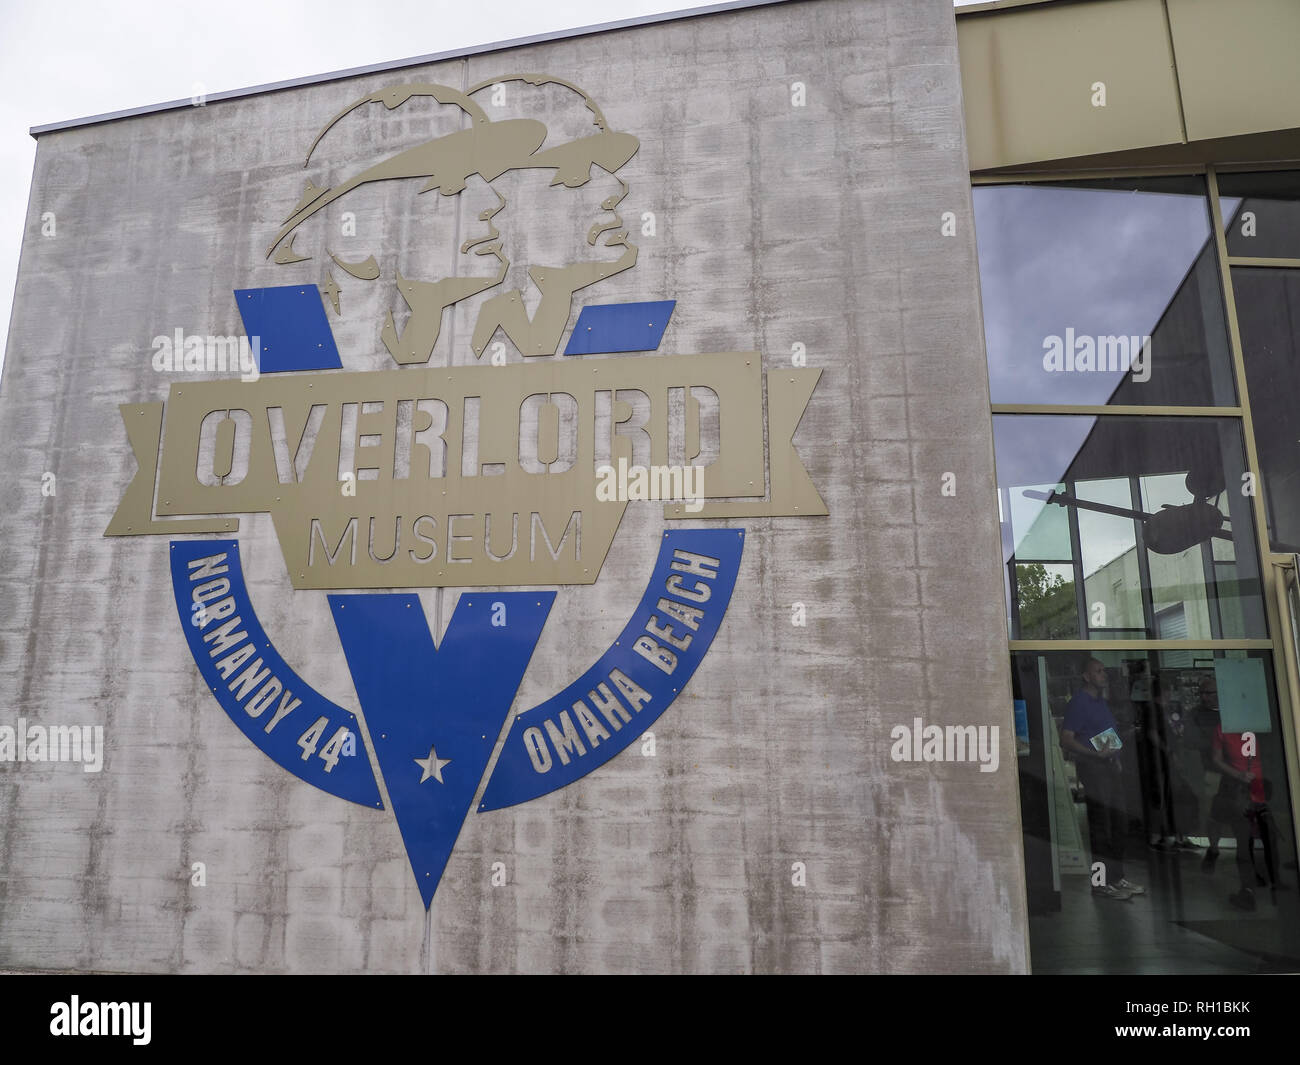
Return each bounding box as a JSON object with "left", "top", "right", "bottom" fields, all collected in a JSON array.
[{"left": 0, "top": 0, "right": 1027, "bottom": 972}]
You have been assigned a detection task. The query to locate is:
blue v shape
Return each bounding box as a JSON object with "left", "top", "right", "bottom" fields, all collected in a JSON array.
[{"left": 330, "top": 592, "right": 554, "bottom": 908}]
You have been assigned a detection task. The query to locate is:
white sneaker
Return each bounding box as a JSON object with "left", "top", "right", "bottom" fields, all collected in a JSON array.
[
  {"left": 1092, "top": 884, "right": 1133, "bottom": 901},
  {"left": 1114, "top": 878, "right": 1146, "bottom": 896}
]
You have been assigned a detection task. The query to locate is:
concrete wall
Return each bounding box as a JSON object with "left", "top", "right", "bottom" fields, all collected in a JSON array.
[{"left": 0, "top": 0, "right": 1027, "bottom": 973}]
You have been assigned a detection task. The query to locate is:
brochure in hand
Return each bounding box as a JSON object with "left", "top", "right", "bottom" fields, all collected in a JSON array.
[{"left": 1090, "top": 727, "right": 1123, "bottom": 752}]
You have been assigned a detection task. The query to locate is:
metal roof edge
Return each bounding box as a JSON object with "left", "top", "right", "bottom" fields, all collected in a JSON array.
[
  {"left": 29, "top": 0, "right": 802, "bottom": 138},
  {"left": 956, "top": 0, "right": 1089, "bottom": 17}
]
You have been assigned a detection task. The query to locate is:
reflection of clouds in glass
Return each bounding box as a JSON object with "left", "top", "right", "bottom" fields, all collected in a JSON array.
[
  {"left": 995, "top": 415, "right": 1096, "bottom": 566},
  {"left": 995, "top": 413, "right": 1266, "bottom": 640},
  {"left": 994, "top": 415, "right": 1095, "bottom": 494},
  {"left": 995, "top": 417, "right": 1208, "bottom": 574},
  {"left": 975, "top": 185, "right": 1212, "bottom": 404},
  {"left": 1218, "top": 170, "right": 1300, "bottom": 257},
  {"left": 1076, "top": 478, "right": 1136, "bottom": 579},
  {"left": 1009, "top": 482, "right": 1069, "bottom": 561},
  {"left": 1140, "top": 471, "right": 1193, "bottom": 514},
  {"left": 995, "top": 418, "right": 1185, "bottom": 576}
]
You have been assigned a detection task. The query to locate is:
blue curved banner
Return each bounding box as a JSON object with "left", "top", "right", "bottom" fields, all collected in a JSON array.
[
  {"left": 479, "top": 528, "right": 743, "bottom": 810},
  {"left": 169, "top": 539, "right": 382, "bottom": 808}
]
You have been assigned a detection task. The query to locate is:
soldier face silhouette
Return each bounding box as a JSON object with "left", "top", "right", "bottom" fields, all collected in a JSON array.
[{"left": 267, "top": 79, "right": 639, "bottom": 366}]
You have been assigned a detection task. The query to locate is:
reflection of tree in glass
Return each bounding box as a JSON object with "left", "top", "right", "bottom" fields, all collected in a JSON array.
[{"left": 1016, "top": 562, "right": 1078, "bottom": 639}]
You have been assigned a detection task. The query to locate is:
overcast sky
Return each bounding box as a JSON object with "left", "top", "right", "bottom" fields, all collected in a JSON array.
[{"left": 0, "top": 1, "right": 979, "bottom": 375}]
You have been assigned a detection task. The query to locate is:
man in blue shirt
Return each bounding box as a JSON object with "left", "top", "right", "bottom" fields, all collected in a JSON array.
[{"left": 1062, "top": 657, "right": 1145, "bottom": 901}]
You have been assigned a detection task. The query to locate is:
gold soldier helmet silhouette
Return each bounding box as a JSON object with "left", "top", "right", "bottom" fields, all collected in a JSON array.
[{"left": 266, "top": 75, "right": 640, "bottom": 366}]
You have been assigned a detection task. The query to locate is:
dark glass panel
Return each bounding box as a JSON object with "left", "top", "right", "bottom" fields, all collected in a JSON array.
[
  {"left": 995, "top": 415, "right": 1266, "bottom": 640},
  {"left": 1220, "top": 171, "right": 1300, "bottom": 260},
  {"left": 1231, "top": 266, "right": 1300, "bottom": 554},
  {"left": 975, "top": 178, "right": 1236, "bottom": 407},
  {"left": 1013, "top": 648, "right": 1297, "bottom": 974}
]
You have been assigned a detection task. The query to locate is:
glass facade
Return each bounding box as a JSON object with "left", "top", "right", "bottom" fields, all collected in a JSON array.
[
  {"left": 974, "top": 178, "right": 1237, "bottom": 408},
  {"left": 1232, "top": 265, "right": 1300, "bottom": 554},
  {"left": 1012, "top": 649, "right": 1298, "bottom": 973},
  {"left": 1220, "top": 171, "right": 1300, "bottom": 260},
  {"left": 994, "top": 414, "right": 1266, "bottom": 642},
  {"left": 977, "top": 170, "right": 1300, "bottom": 974}
]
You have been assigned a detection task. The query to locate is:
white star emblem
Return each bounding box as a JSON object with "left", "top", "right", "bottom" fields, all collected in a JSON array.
[{"left": 414, "top": 745, "right": 451, "bottom": 784}]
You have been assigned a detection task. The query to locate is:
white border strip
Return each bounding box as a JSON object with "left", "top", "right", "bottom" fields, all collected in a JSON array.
[{"left": 30, "top": 0, "right": 803, "bottom": 137}]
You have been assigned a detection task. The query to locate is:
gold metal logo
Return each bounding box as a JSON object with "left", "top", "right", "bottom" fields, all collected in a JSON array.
[{"left": 107, "top": 75, "right": 826, "bottom": 587}]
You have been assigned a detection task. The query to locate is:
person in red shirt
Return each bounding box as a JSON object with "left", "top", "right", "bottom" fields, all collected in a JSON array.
[{"left": 1209, "top": 723, "right": 1275, "bottom": 911}]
